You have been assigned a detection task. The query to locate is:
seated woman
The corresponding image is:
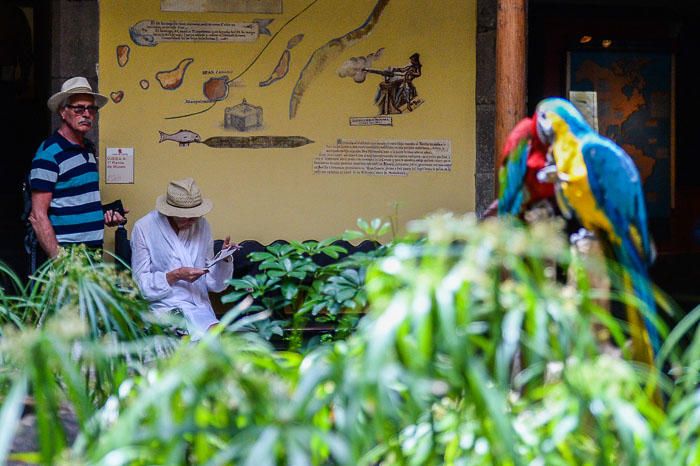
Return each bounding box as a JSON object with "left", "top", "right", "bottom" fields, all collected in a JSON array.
[{"left": 131, "top": 177, "right": 234, "bottom": 339}]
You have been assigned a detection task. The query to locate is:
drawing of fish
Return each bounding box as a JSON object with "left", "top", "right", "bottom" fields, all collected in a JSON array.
[
  {"left": 253, "top": 18, "right": 274, "bottom": 36},
  {"left": 158, "top": 130, "right": 201, "bottom": 146}
]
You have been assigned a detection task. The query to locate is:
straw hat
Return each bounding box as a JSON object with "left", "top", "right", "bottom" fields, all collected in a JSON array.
[
  {"left": 156, "top": 178, "right": 213, "bottom": 218},
  {"left": 47, "top": 76, "right": 109, "bottom": 113}
]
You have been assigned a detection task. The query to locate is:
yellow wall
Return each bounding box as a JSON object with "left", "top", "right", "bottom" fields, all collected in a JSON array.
[{"left": 98, "top": 0, "right": 476, "bottom": 247}]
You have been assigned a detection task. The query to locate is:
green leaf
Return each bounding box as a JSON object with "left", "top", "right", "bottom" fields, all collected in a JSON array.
[
  {"left": 221, "top": 290, "right": 250, "bottom": 304},
  {"left": 0, "top": 375, "right": 28, "bottom": 465},
  {"left": 259, "top": 261, "right": 286, "bottom": 271},
  {"left": 249, "top": 251, "right": 276, "bottom": 262},
  {"left": 340, "top": 268, "right": 361, "bottom": 283},
  {"left": 282, "top": 283, "right": 299, "bottom": 300},
  {"left": 377, "top": 223, "right": 391, "bottom": 237},
  {"left": 334, "top": 288, "right": 357, "bottom": 303},
  {"left": 228, "top": 277, "right": 261, "bottom": 289},
  {"left": 342, "top": 230, "right": 365, "bottom": 241},
  {"left": 243, "top": 427, "right": 279, "bottom": 466}
]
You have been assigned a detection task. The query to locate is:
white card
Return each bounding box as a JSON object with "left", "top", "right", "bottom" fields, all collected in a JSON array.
[{"left": 106, "top": 147, "right": 134, "bottom": 184}]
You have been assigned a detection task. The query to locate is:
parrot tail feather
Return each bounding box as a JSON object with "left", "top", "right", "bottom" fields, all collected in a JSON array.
[
  {"left": 614, "top": 237, "right": 661, "bottom": 359},
  {"left": 498, "top": 139, "right": 529, "bottom": 216}
]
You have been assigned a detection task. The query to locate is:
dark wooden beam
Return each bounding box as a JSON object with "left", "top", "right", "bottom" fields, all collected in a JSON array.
[{"left": 495, "top": 0, "right": 527, "bottom": 191}]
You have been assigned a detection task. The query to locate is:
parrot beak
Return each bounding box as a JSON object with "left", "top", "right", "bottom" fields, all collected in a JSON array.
[
  {"left": 536, "top": 111, "right": 554, "bottom": 144},
  {"left": 545, "top": 145, "right": 554, "bottom": 164}
]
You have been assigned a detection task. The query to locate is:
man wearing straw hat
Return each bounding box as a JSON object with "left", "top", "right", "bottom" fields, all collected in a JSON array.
[
  {"left": 131, "top": 177, "right": 236, "bottom": 339},
  {"left": 28, "top": 76, "right": 126, "bottom": 261}
]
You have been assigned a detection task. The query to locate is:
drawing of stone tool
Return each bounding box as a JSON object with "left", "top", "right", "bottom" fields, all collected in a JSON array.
[{"left": 201, "top": 135, "right": 314, "bottom": 149}]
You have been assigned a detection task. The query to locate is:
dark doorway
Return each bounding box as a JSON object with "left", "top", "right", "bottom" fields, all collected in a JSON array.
[
  {"left": 528, "top": 1, "right": 700, "bottom": 311},
  {"left": 0, "top": 0, "right": 50, "bottom": 281}
]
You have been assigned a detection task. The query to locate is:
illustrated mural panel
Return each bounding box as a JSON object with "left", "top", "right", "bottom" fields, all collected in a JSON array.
[{"left": 98, "top": 0, "right": 476, "bottom": 242}]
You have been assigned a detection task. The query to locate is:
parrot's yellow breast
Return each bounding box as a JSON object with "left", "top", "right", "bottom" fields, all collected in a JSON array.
[{"left": 551, "top": 118, "right": 617, "bottom": 239}]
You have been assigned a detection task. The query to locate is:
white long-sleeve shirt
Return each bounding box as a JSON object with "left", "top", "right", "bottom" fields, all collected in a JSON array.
[{"left": 131, "top": 210, "right": 233, "bottom": 338}]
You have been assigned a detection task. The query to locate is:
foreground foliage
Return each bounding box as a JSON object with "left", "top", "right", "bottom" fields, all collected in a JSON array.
[{"left": 0, "top": 215, "right": 698, "bottom": 465}]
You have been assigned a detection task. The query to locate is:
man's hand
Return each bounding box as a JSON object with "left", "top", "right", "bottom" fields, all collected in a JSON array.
[
  {"left": 104, "top": 208, "right": 129, "bottom": 227},
  {"left": 481, "top": 199, "right": 499, "bottom": 219},
  {"left": 166, "top": 267, "right": 208, "bottom": 285},
  {"left": 29, "top": 191, "right": 59, "bottom": 258}
]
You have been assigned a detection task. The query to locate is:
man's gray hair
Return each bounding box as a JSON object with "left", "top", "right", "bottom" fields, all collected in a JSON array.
[{"left": 58, "top": 97, "right": 72, "bottom": 111}]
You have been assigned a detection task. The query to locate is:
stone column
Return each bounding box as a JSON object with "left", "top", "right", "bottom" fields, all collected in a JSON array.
[
  {"left": 50, "top": 0, "right": 100, "bottom": 132},
  {"left": 475, "top": 0, "right": 497, "bottom": 214}
]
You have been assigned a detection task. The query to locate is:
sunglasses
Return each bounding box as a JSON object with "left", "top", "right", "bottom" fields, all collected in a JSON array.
[{"left": 65, "top": 104, "right": 99, "bottom": 115}]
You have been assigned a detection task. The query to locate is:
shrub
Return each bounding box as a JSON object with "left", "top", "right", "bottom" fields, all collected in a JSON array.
[{"left": 1, "top": 214, "right": 699, "bottom": 465}]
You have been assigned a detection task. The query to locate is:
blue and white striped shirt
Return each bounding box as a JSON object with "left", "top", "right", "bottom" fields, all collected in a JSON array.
[{"left": 30, "top": 131, "right": 104, "bottom": 247}]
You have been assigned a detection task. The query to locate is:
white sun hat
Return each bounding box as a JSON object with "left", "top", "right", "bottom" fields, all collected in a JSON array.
[
  {"left": 47, "top": 76, "right": 109, "bottom": 113},
  {"left": 156, "top": 178, "right": 213, "bottom": 218}
]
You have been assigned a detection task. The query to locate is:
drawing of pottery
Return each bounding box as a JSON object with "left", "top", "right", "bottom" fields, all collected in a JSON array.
[{"left": 203, "top": 76, "right": 229, "bottom": 101}]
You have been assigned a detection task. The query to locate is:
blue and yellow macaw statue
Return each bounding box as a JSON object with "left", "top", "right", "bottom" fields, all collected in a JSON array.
[{"left": 534, "top": 97, "right": 660, "bottom": 364}]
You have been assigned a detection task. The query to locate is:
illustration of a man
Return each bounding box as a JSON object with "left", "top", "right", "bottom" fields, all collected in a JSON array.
[{"left": 364, "top": 52, "right": 422, "bottom": 115}]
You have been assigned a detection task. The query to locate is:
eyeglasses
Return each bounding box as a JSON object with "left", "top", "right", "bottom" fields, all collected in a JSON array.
[{"left": 65, "top": 104, "right": 99, "bottom": 115}]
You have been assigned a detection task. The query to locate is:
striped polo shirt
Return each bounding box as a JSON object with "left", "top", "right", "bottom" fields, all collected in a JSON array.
[{"left": 30, "top": 131, "right": 104, "bottom": 247}]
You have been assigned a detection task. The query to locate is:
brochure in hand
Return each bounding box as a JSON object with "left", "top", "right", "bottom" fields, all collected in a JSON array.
[{"left": 205, "top": 244, "right": 240, "bottom": 269}]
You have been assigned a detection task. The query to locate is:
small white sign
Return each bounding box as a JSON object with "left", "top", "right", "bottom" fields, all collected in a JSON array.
[
  {"left": 105, "top": 147, "right": 134, "bottom": 184},
  {"left": 349, "top": 116, "right": 393, "bottom": 127},
  {"left": 568, "top": 90, "right": 599, "bottom": 133}
]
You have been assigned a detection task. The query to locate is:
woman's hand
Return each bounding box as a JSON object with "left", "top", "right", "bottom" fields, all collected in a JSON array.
[
  {"left": 221, "top": 236, "right": 238, "bottom": 262},
  {"left": 166, "top": 267, "right": 208, "bottom": 285},
  {"left": 222, "top": 236, "right": 237, "bottom": 250}
]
